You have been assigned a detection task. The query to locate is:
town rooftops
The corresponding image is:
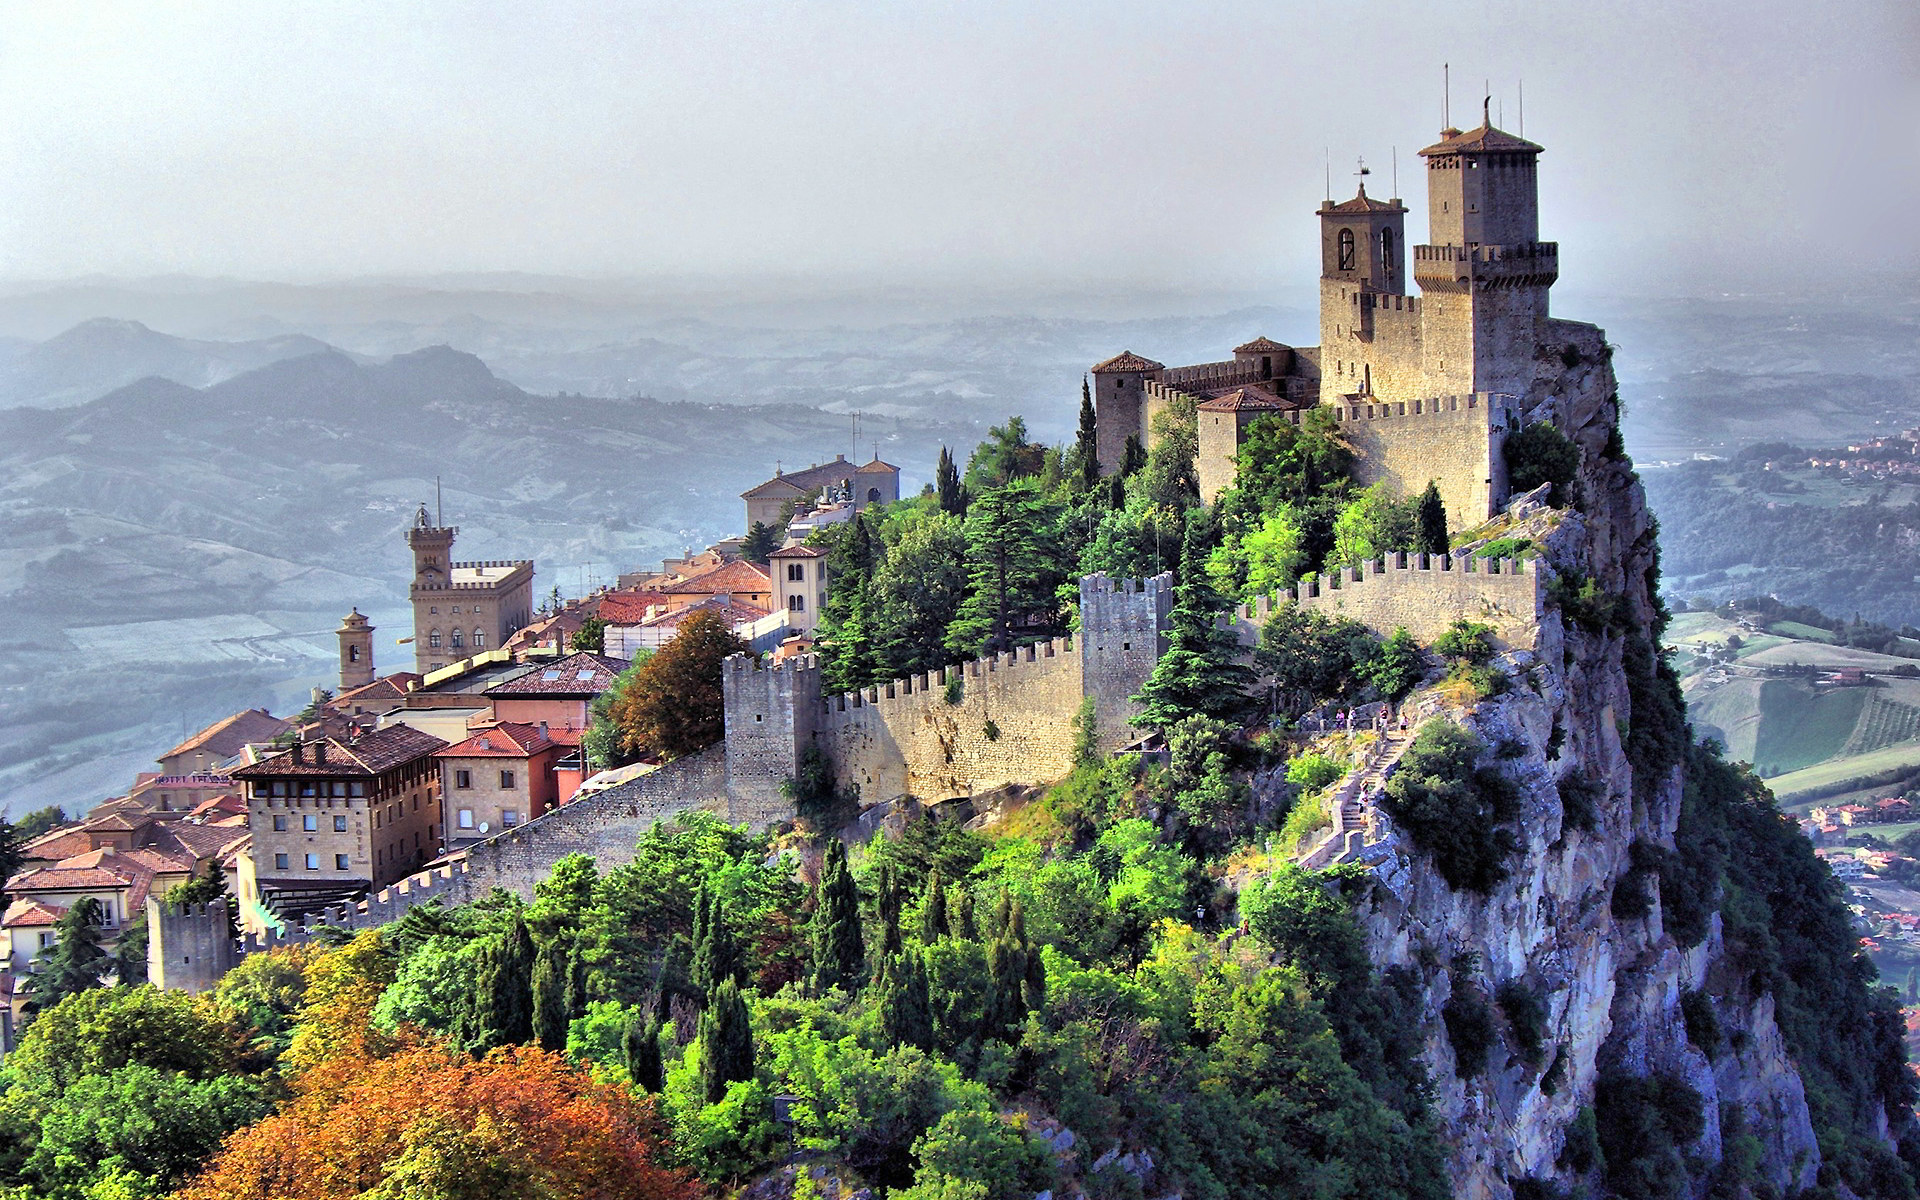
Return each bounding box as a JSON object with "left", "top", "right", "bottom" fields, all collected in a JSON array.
[
  {"left": 1419, "top": 121, "right": 1543, "bottom": 158},
  {"left": 1321, "top": 185, "right": 1406, "bottom": 214},
  {"left": 769, "top": 543, "right": 828, "bottom": 559},
  {"left": 158, "top": 708, "right": 291, "bottom": 764},
  {"left": 333, "top": 673, "right": 422, "bottom": 708},
  {"left": 639, "top": 595, "right": 770, "bottom": 630},
  {"left": 231, "top": 724, "right": 448, "bottom": 779},
  {"left": 1233, "top": 336, "right": 1290, "bottom": 354},
  {"left": 660, "top": 559, "right": 772, "bottom": 596},
  {"left": 1091, "top": 351, "right": 1166, "bottom": 374},
  {"left": 434, "top": 722, "right": 556, "bottom": 759},
  {"left": 2, "top": 899, "right": 64, "bottom": 928},
  {"left": 594, "top": 591, "right": 672, "bottom": 625},
  {"left": 484, "top": 652, "right": 630, "bottom": 697}
]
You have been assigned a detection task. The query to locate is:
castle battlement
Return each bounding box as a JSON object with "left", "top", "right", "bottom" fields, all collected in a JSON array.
[
  {"left": 1160, "top": 360, "right": 1265, "bottom": 390},
  {"left": 1237, "top": 552, "right": 1543, "bottom": 648},
  {"left": 822, "top": 635, "right": 1076, "bottom": 714},
  {"left": 449, "top": 559, "right": 535, "bottom": 571},
  {"left": 1330, "top": 392, "right": 1519, "bottom": 423}
]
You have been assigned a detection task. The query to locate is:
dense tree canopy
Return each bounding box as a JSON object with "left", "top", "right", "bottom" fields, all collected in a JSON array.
[{"left": 608, "top": 611, "right": 749, "bottom": 759}]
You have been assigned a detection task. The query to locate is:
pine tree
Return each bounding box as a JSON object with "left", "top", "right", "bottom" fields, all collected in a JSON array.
[
  {"left": 1131, "top": 513, "right": 1255, "bottom": 729},
  {"left": 936, "top": 446, "right": 967, "bottom": 516},
  {"left": 531, "top": 934, "right": 571, "bottom": 1051},
  {"left": 810, "top": 839, "right": 865, "bottom": 994},
  {"left": 33, "top": 896, "right": 109, "bottom": 1008},
  {"left": 1121, "top": 434, "right": 1147, "bottom": 478},
  {"left": 698, "top": 980, "right": 754, "bottom": 1103},
  {"left": 819, "top": 516, "right": 881, "bottom": 692},
  {"left": 945, "top": 483, "right": 1063, "bottom": 657},
  {"left": 741, "top": 520, "right": 781, "bottom": 564},
  {"left": 1416, "top": 481, "right": 1449, "bottom": 556},
  {"left": 690, "top": 883, "right": 744, "bottom": 994},
  {"left": 566, "top": 942, "right": 590, "bottom": 1020},
  {"left": 875, "top": 865, "right": 903, "bottom": 959},
  {"left": 876, "top": 949, "right": 935, "bottom": 1052},
  {"left": 1074, "top": 376, "right": 1101, "bottom": 489},
  {"left": 949, "top": 888, "right": 977, "bottom": 941},
  {"left": 920, "top": 873, "right": 948, "bottom": 944},
  {"left": 625, "top": 1012, "right": 664, "bottom": 1093},
  {"left": 476, "top": 916, "right": 536, "bottom": 1050}
]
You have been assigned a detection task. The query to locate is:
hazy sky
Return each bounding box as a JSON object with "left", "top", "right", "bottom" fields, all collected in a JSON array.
[{"left": 2, "top": 0, "right": 1915, "bottom": 297}]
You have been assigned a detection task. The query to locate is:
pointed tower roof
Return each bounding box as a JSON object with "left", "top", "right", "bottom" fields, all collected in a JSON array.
[
  {"left": 1419, "top": 121, "right": 1543, "bottom": 158},
  {"left": 1090, "top": 351, "right": 1165, "bottom": 374}
]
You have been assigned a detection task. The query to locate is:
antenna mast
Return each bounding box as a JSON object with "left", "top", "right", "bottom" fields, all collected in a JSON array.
[
  {"left": 1324, "top": 147, "right": 1331, "bottom": 201},
  {"left": 435, "top": 476, "right": 443, "bottom": 527},
  {"left": 1392, "top": 146, "right": 1398, "bottom": 198},
  {"left": 1443, "top": 63, "right": 1450, "bottom": 129},
  {"left": 1519, "top": 79, "right": 1525, "bottom": 136}
]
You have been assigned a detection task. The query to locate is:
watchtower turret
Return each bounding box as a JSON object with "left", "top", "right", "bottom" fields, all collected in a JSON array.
[{"left": 337, "top": 608, "right": 374, "bottom": 691}]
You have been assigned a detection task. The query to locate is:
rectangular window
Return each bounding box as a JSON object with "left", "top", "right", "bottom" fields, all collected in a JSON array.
[
  {"left": 455, "top": 770, "right": 471, "bottom": 789},
  {"left": 302, "top": 814, "right": 318, "bottom": 832},
  {"left": 458, "top": 809, "right": 474, "bottom": 829},
  {"left": 274, "top": 853, "right": 289, "bottom": 870},
  {"left": 350, "top": 782, "right": 366, "bottom": 797},
  {"left": 273, "top": 815, "right": 287, "bottom": 832},
  {"left": 499, "top": 770, "right": 515, "bottom": 789},
  {"left": 304, "top": 853, "right": 319, "bottom": 870},
  {"left": 502, "top": 810, "right": 520, "bottom": 828},
  {"left": 333, "top": 815, "right": 348, "bottom": 832},
  {"left": 335, "top": 853, "right": 350, "bottom": 870}
]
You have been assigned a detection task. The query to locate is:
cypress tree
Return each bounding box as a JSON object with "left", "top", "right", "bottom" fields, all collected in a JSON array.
[
  {"left": 1131, "top": 513, "right": 1255, "bottom": 729},
  {"left": 1906, "top": 967, "right": 1918, "bottom": 1005},
  {"left": 34, "top": 896, "right": 109, "bottom": 1008},
  {"left": 876, "top": 864, "right": 904, "bottom": 958},
  {"left": 991, "top": 891, "right": 1012, "bottom": 942},
  {"left": 810, "top": 839, "right": 865, "bottom": 993},
  {"left": 531, "top": 934, "right": 571, "bottom": 1052},
  {"left": 949, "top": 888, "right": 977, "bottom": 941},
  {"left": 876, "top": 950, "right": 935, "bottom": 1052},
  {"left": 1121, "top": 433, "right": 1147, "bottom": 478},
  {"left": 625, "top": 1012, "right": 664, "bottom": 1093},
  {"left": 1416, "top": 481, "right": 1449, "bottom": 555},
  {"left": 1075, "top": 376, "right": 1100, "bottom": 489},
  {"left": 470, "top": 915, "right": 536, "bottom": 1050},
  {"left": 566, "top": 942, "right": 590, "bottom": 1020},
  {"left": 984, "top": 934, "right": 1024, "bottom": 1042},
  {"left": 936, "top": 446, "right": 967, "bottom": 516},
  {"left": 698, "top": 980, "right": 754, "bottom": 1103},
  {"left": 920, "top": 873, "right": 948, "bottom": 944},
  {"left": 691, "top": 883, "right": 744, "bottom": 994}
]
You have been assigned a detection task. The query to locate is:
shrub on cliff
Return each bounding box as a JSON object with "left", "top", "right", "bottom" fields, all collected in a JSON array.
[
  {"left": 1379, "top": 720, "right": 1521, "bottom": 893},
  {"left": 1504, "top": 422, "right": 1581, "bottom": 506}
]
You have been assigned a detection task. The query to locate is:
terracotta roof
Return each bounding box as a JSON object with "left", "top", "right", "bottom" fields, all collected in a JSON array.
[
  {"left": 159, "top": 709, "right": 290, "bottom": 763},
  {"left": 2, "top": 899, "right": 64, "bottom": 928},
  {"left": 435, "top": 722, "right": 556, "bottom": 759},
  {"left": 188, "top": 793, "right": 249, "bottom": 819},
  {"left": 1419, "top": 122, "right": 1543, "bottom": 158},
  {"left": 1091, "top": 351, "right": 1165, "bottom": 374},
  {"left": 660, "top": 559, "right": 772, "bottom": 596},
  {"left": 485, "top": 652, "right": 631, "bottom": 697},
  {"left": 594, "top": 591, "right": 672, "bottom": 625},
  {"left": 6, "top": 865, "right": 136, "bottom": 892},
  {"left": 1233, "top": 337, "right": 1290, "bottom": 354},
  {"left": 740, "top": 455, "right": 870, "bottom": 500},
  {"left": 857, "top": 458, "right": 899, "bottom": 472},
  {"left": 740, "top": 476, "right": 809, "bottom": 500},
  {"left": 332, "top": 673, "right": 421, "bottom": 708},
  {"left": 20, "top": 827, "right": 94, "bottom": 862},
  {"left": 1323, "top": 186, "right": 1405, "bottom": 214},
  {"left": 231, "top": 724, "right": 448, "bottom": 779},
  {"left": 640, "top": 596, "right": 770, "bottom": 629},
  {"left": 87, "top": 812, "right": 148, "bottom": 833},
  {"left": 1197, "top": 388, "right": 1292, "bottom": 413},
  {"left": 769, "top": 544, "right": 828, "bottom": 559},
  {"left": 152, "top": 822, "right": 246, "bottom": 862}
]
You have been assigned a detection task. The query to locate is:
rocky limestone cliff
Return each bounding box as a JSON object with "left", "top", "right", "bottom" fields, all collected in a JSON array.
[{"left": 1353, "top": 322, "right": 1830, "bottom": 1197}]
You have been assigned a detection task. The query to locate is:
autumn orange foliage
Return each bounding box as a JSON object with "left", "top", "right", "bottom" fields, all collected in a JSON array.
[{"left": 177, "top": 1042, "right": 697, "bottom": 1200}]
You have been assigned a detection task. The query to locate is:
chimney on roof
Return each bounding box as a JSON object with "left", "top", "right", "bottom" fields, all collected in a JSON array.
[
  {"left": 538, "top": 721, "right": 549, "bottom": 742},
  {"left": 314, "top": 742, "right": 327, "bottom": 765},
  {"left": 290, "top": 743, "right": 304, "bottom": 765}
]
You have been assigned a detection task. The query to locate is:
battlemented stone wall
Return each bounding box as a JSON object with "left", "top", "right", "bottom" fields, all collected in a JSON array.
[
  {"left": 722, "top": 655, "right": 821, "bottom": 828},
  {"left": 1235, "top": 552, "right": 1542, "bottom": 648},
  {"left": 1335, "top": 391, "right": 1513, "bottom": 527},
  {"left": 148, "top": 899, "right": 238, "bottom": 995},
  {"left": 1080, "top": 572, "right": 1174, "bottom": 748}
]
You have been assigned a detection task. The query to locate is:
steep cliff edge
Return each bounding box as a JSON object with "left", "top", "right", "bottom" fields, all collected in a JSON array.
[{"left": 1353, "top": 323, "right": 1916, "bottom": 1198}]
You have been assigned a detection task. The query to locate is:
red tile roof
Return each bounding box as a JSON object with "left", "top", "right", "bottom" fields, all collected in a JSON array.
[
  {"left": 2, "top": 899, "right": 63, "bottom": 928},
  {"left": 1233, "top": 337, "right": 1290, "bottom": 354},
  {"left": 332, "top": 673, "right": 422, "bottom": 708},
  {"left": 435, "top": 722, "right": 556, "bottom": 759},
  {"left": 741, "top": 456, "right": 871, "bottom": 499},
  {"left": 485, "top": 652, "right": 630, "bottom": 697},
  {"left": 641, "top": 596, "right": 770, "bottom": 629},
  {"left": 159, "top": 709, "right": 291, "bottom": 763},
  {"left": 231, "top": 724, "right": 448, "bottom": 779},
  {"left": 1419, "top": 122, "right": 1543, "bottom": 158},
  {"left": 659, "top": 559, "right": 772, "bottom": 597},
  {"left": 19, "top": 827, "right": 94, "bottom": 863},
  {"left": 1091, "top": 351, "right": 1165, "bottom": 373},
  {"left": 595, "top": 591, "right": 672, "bottom": 625},
  {"left": 1197, "top": 388, "right": 1294, "bottom": 413},
  {"left": 1322, "top": 187, "right": 1405, "bottom": 214},
  {"left": 769, "top": 544, "right": 828, "bottom": 559}
]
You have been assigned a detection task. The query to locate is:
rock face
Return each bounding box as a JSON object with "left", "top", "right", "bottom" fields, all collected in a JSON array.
[{"left": 1354, "top": 325, "right": 1823, "bottom": 1196}]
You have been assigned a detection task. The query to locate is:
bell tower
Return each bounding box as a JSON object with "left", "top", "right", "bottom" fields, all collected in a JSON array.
[
  {"left": 406, "top": 504, "right": 458, "bottom": 675},
  {"left": 1317, "top": 179, "right": 1407, "bottom": 403},
  {"left": 337, "top": 608, "right": 375, "bottom": 691}
]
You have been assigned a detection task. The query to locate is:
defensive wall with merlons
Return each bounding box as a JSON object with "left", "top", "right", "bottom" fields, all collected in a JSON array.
[{"left": 1231, "top": 551, "right": 1542, "bottom": 649}]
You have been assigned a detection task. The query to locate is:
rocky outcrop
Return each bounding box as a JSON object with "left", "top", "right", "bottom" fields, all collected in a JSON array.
[{"left": 1348, "top": 325, "right": 1825, "bottom": 1196}]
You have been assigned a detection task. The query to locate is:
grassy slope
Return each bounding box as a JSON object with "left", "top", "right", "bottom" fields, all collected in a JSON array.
[{"left": 1768, "top": 742, "right": 1920, "bottom": 800}]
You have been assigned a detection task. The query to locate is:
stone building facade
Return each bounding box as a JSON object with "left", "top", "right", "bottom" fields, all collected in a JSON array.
[
  {"left": 1093, "top": 107, "right": 1576, "bottom": 532},
  {"left": 405, "top": 506, "right": 535, "bottom": 675}
]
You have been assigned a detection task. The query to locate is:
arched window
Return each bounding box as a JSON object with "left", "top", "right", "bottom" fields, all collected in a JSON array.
[
  {"left": 450, "top": 630, "right": 464, "bottom": 649},
  {"left": 866, "top": 487, "right": 880, "bottom": 502},
  {"left": 428, "top": 630, "right": 441, "bottom": 649},
  {"left": 1337, "top": 229, "right": 1356, "bottom": 271},
  {"left": 472, "top": 628, "right": 485, "bottom": 649},
  {"left": 1380, "top": 227, "right": 1395, "bottom": 266},
  {"left": 348, "top": 645, "right": 360, "bottom": 663}
]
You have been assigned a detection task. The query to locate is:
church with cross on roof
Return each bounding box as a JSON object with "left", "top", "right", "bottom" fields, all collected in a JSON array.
[{"left": 1090, "top": 102, "right": 1583, "bottom": 531}]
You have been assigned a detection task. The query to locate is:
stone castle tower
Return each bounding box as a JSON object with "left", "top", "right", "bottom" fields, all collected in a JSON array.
[
  {"left": 337, "top": 608, "right": 374, "bottom": 691},
  {"left": 405, "top": 505, "right": 536, "bottom": 676},
  {"left": 1092, "top": 101, "right": 1567, "bottom": 531}
]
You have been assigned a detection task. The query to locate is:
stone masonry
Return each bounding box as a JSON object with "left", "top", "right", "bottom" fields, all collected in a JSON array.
[
  {"left": 149, "top": 899, "right": 240, "bottom": 995},
  {"left": 1233, "top": 552, "right": 1543, "bottom": 649}
]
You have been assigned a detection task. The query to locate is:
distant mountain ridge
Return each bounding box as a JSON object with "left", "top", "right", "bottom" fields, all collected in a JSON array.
[{"left": 0, "top": 317, "right": 357, "bottom": 410}]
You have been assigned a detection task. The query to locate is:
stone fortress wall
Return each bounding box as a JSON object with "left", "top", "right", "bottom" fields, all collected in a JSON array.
[
  {"left": 1233, "top": 552, "right": 1543, "bottom": 649},
  {"left": 1332, "top": 391, "right": 1517, "bottom": 526},
  {"left": 149, "top": 899, "right": 241, "bottom": 994}
]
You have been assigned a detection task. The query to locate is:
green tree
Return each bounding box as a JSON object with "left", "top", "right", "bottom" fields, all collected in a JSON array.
[
  {"left": 1073, "top": 377, "right": 1100, "bottom": 490},
  {"left": 582, "top": 656, "right": 651, "bottom": 770},
  {"left": 607, "top": 610, "right": 748, "bottom": 759},
  {"left": 876, "top": 948, "right": 936, "bottom": 1052},
  {"left": 920, "top": 873, "right": 949, "bottom": 944},
  {"left": 936, "top": 446, "right": 967, "bottom": 516},
  {"left": 34, "top": 895, "right": 110, "bottom": 1008},
  {"left": 1330, "top": 482, "right": 1417, "bottom": 568},
  {"left": 570, "top": 615, "right": 608, "bottom": 653},
  {"left": 946, "top": 482, "right": 1064, "bottom": 656},
  {"left": 23, "top": 1066, "right": 269, "bottom": 1197},
  {"left": 868, "top": 510, "right": 969, "bottom": 677},
  {"left": 626, "top": 1011, "right": 665, "bottom": 1093},
  {"left": 965, "top": 415, "right": 1047, "bottom": 490},
  {"left": 812, "top": 839, "right": 866, "bottom": 994},
  {"left": 1140, "top": 391, "right": 1199, "bottom": 508},
  {"left": 472, "top": 915, "right": 536, "bottom": 1050},
  {"left": 1415, "top": 481, "right": 1449, "bottom": 555},
  {"left": 1211, "top": 503, "right": 1308, "bottom": 602},
  {"left": 1504, "top": 421, "right": 1581, "bottom": 505},
  {"left": 114, "top": 919, "right": 150, "bottom": 986},
  {"left": 9, "top": 984, "right": 236, "bottom": 1091},
  {"left": 1360, "top": 627, "right": 1426, "bottom": 700},
  {"left": 740, "top": 521, "right": 781, "bottom": 564},
  {"left": 1256, "top": 605, "right": 1378, "bottom": 713},
  {"left": 13, "top": 805, "right": 66, "bottom": 841},
  {"left": 903, "top": 1105, "right": 1053, "bottom": 1200},
  {"left": 1380, "top": 720, "right": 1520, "bottom": 893},
  {"left": 691, "top": 883, "right": 745, "bottom": 994},
  {"left": 1132, "top": 515, "right": 1254, "bottom": 728},
  {"left": 0, "top": 817, "right": 21, "bottom": 895},
  {"left": 698, "top": 979, "right": 755, "bottom": 1103},
  {"left": 531, "top": 932, "right": 571, "bottom": 1051}
]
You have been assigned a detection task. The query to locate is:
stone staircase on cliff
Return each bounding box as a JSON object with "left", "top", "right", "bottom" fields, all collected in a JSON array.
[{"left": 1294, "top": 719, "right": 1422, "bottom": 869}]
